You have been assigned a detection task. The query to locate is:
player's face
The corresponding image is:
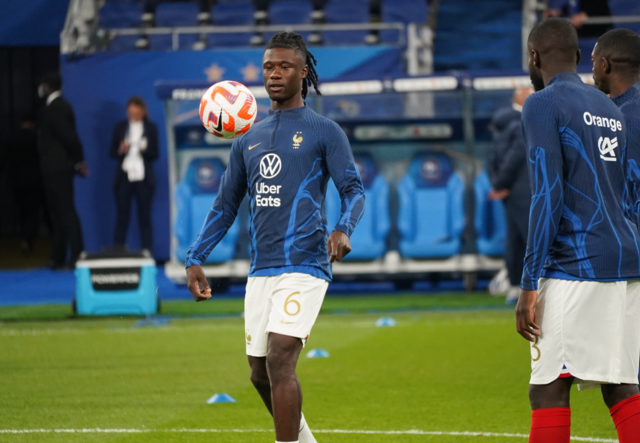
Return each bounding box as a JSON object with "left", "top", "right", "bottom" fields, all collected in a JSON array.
[
  {"left": 262, "top": 48, "right": 308, "bottom": 105},
  {"left": 527, "top": 45, "right": 545, "bottom": 92},
  {"left": 591, "top": 45, "right": 610, "bottom": 95},
  {"left": 127, "top": 104, "right": 145, "bottom": 122}
]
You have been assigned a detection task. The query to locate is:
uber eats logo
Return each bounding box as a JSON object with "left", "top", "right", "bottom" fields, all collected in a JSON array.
[{"left": 257, "top": 154, "right": 282, "bottom": 207}]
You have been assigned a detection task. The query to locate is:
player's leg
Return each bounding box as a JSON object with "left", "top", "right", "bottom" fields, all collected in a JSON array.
[
  {"left": 135, "top": 181, "right": 154, "bottom": 251},
  {"left": 266, "top": 332, "right": 303, "bottom": 442},
  {"left": 601, "top": 281, "right": 640, "bottom": 443},
  {"left": 248, "top": 356, "right": 273, "bottom": 414},
  {"left": 528, "top": 377, "right": 573, "bottom": 443}
]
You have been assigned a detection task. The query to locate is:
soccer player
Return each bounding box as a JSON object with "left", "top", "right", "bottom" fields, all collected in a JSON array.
[
  {"left": 186, "top": 32, "right": 365, "bottom": 443},
  {"left": 516, "top": 18, "right": 640, "bottom": 443},
  {"left": 592, "top": 28, "right": 640, "bottom": 391}
]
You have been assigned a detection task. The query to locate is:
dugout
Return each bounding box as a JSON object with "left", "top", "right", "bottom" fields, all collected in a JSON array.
[{"left": 158, "top": 73, "right": 596, "bottom": 289}]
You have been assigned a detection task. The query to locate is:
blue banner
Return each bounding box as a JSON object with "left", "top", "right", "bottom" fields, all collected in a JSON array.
[{"left": 61, "top": 46, "right": 403, "bottom": 260}]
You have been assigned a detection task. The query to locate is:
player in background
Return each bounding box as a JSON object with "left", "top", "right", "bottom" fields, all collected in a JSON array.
[
  {"left": 592, "top": 29, "right": 640, "bottom": 225},
  {"left": 186, "top": 32, "right": 365, "bottom": 443},
  {"left": 592, "top": 28, "right": 640, "bottom": 390},
  {"left": 516, "top": 18, "right": 640, "bottom": 443}
]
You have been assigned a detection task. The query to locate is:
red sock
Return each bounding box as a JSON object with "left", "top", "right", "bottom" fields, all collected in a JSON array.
[
  {"left": 529, "top": 408, "right": 571, "bottom": 443},
  {"left": 610, "top": 394, "right": 640, "bottom": 443}
]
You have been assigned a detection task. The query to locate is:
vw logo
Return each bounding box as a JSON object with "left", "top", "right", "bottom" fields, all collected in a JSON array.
[{"left": 260, "top": 153, "right": 282, "bottom": 179}]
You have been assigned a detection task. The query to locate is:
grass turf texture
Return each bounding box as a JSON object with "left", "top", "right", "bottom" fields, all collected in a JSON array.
[{"left": 0, "top": 296, "right": 618, "bottom": 442}]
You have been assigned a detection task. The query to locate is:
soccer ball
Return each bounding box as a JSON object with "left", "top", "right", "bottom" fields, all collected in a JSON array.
[{"left": 199, "top": 80, "right": 257, "bottom": 139}]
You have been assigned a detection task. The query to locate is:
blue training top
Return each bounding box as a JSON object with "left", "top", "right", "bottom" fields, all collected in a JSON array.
[
  {"left": 186, "top": 104, "right": 366, "bottom": 281},
  {"left": 613, "top": 81, "right": 640, "bottom": 226},
  {"left": 521, "top": 72, "right": 640, "bottom": 290}
]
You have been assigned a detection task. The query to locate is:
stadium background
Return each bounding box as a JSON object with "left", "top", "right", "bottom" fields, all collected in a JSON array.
[{"left": 0, "top": 1, "right": 639, "bottom": 442}]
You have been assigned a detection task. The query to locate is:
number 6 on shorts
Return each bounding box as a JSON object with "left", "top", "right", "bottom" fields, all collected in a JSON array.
[{"left": 285, "top": 291, "right": 301, "bottom": 316}]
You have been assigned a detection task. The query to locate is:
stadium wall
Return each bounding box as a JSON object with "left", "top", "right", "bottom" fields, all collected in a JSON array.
[
  {"left": 0, "top": 0, "right": 70, "bottom": 46},
  {"left": 61, "top": 47, "right": 403, "bottom": 261}
]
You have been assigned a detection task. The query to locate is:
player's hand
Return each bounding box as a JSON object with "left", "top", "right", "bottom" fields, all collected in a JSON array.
[
  {"left": 75, "top": 161, "right": 90, "bottom": 177},
  {"left": 118, "top": 141, "right": 130, "bottom": 155},
  {"left": 488, "top": 188, "right": 509, "bottom": 200},
  {"left": 515, "top": 289, "right": 541, "bottom": 342},
  {"left": 186, "top": 265, "right": 212, "bottom": 302},
  {"left": 327, "top": 231, "right": 351, "bottom": 263}
]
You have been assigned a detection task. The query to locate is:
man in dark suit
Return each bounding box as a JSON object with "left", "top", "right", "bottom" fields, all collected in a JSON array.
[
  {"left": 38, "top": 72, "right": 88, "bottom": 269},
  {"left": 488, "top": 87, "right": 533, "bottom": 304}
]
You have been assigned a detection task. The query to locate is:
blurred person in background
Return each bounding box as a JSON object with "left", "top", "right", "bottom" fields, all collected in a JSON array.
[
  {"left": 3, "top": 114, "right": 44, "bottom": 256},
  {"left": 110, "top": 96, "right": 159, "bottom": 253},
  {"left": 543, "top": 0, "right": 611, "bottom": 38},
  {"left": 488, "top": 87, "right": 533, "bottom": 304},
  {"left": 38, "top": 72, "right": 88, "bottom": 270}
]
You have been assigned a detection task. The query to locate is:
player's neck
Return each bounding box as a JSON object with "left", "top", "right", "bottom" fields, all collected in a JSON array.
[
  {"left": 543, "top": 66, "right": 576, "bottom": 87},
  {"left": 271, "top": 94, "right": 305, "bottom": 111},
  {"left": 609, "top": 75, "right": 640, "bottom": 99}
]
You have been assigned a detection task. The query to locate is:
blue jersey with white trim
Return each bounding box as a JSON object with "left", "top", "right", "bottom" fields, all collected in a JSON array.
[
  {"left": 612, "top": 82, "right": 640, "bottom": 226},
  {"left": 521, "top": 73, "right": 640, "bottom": 290},
  {"left": 186, "top": 104, "right": 365, "bottom": 281}
]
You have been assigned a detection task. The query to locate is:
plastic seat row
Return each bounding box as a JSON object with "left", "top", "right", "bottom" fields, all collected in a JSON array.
[
  {"left": 174, "top": 153, "right": 506, "bottom": 264},
  {"left": 99, "top": 0, "right": 428, "bottom": 51}
]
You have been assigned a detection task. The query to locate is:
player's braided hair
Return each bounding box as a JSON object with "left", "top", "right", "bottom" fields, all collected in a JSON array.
[{"left": 265, "top": 32, "right": 321, "bottom": 99}]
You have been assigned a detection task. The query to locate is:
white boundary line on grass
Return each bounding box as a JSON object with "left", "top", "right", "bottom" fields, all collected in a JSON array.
[{"left": 0, "top": 428, "right": 617, "bottom": 441}]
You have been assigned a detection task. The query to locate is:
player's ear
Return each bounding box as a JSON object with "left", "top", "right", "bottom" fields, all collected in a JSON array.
[
  {"left": 602, "top": 57, "right": 612, "bottom": 75},
  {"left": 531, "top": 49, "right": 539, "bottom": 68},
  {"left": 301, "top": 64, "right": 308, "bottom": 79},
  {"left": 575, "top": 49, "right": 581, "bottom": 66}
]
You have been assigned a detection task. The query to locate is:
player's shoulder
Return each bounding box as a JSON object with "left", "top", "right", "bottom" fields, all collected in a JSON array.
[{"left": 299, "top": 105, "right": 343, "bottom": 138}]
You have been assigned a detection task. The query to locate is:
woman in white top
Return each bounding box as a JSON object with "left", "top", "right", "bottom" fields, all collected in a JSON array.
[{"left": 110, "top": 96, "right": 159, "bottom": 252}]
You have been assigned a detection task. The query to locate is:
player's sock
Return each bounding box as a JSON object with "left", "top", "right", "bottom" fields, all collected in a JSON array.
[
  {"left": 529, "top": 407, "right": 571, "bottom": 443},
  {"left": 276, "top": 441, "right": 298, "bottom": 443},
  {"left": 299, "top": 413, "right": 317, "bottom": 443},
  {"left": 610, "top": 394, "right": 640, "bottom": 443}
]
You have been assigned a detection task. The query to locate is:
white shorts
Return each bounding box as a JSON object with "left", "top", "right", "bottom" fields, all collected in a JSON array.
[
  {"left": 244, "top": 273, "right": 328, "bottom": 357},
  {"left": 530, "top": 278, "right": 640, "bottom": 390}
]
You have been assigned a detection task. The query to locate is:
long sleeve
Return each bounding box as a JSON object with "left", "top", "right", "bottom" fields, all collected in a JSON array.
[
  {"left": 493, "top": 119, "right": 527, "bottom": 191},
  {"left": 110, "top": 122, "right": 124, "bottom": 158},
  {"left": 143, "top": 121, "right": 159, "bottom": 161},
  {"left": 521, "top": 96, "right": 564, "bottom": 290},
  {"left": 624, "top": 122, "right": 640, "bottom": 227},
  {"left": 324, "top": 125, "right": 365, "bottom": 237},
  {"left": 51, "top": 102, "right": 84, "bottom": 164},
  {"left": 185, "top": 140, "right": 247, "bottom": 267}
]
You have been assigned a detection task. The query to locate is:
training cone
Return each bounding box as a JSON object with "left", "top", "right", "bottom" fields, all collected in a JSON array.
[
  {"left": 376, "top": 317, "right": 397, "bottom": 327},
  {"left": 206, "top": 393, "right": 237, "bottom": 404},
  {"left": 306, "top": 348, "right": 330, "bottom": 358}
]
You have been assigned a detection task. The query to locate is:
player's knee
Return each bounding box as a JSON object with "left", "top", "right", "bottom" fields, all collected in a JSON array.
[
  {"left": 250, "top": 369, "right": 270, "bottom": 390},
  {"left": 265, "top": 349, "right": 295, "bottom": 381},
  {"left": 529, "top": 382, "right": 571, "bottom": 409},
  {"left": 601, "top": 384, "right": 639, "bottom": 409}
]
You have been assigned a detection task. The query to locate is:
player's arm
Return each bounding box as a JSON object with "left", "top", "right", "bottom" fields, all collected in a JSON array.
[
  {"left": 623, "top": 124, "right": 640, "bottom": 226},
  {"left": 186, "top": 140, "right": 247, "bottom": 300},
  {"left": 516, "top": 96, "right": 563, "bottom": 341},
  {"left": 324, "top": 124, "right": 365, "bottom": 262}
]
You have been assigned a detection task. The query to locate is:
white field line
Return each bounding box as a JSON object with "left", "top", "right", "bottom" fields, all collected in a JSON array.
[{"left": 0, "top": 428, "right": 617, "bottom": 441}]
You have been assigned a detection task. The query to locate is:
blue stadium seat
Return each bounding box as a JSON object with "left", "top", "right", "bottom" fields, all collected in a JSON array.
[
  {"left": 397, "top": 152, "right": 465, "bottom": 258},
  {"left": 325, "top": 155, "right": 390, "bottom": 260},
  {"left": 380, "top": 0, "right": 428, "bottom": 44},
  {"left": 100, "top": 3, "right": 143, "bottom": 51},
  {"left": 174, "top": 158, "right": 240, "bottom": 264},
  {"left": 149, "top": 1, "right": 200, "bottom": 50},
  {"left": 322, "top": 1, "right": 370, "bottom": 45},
  {"left": 267, "top": 0, "right": 313, "bottom": 42},
  {"left": 208, "top": 3, "right": 255, "bottom": 47},
  {"left": 474, "top": 171, "right": 506, "bottom": 256},
  {"left": 608, "top": 0, "right": 640, "bottom": 34}
]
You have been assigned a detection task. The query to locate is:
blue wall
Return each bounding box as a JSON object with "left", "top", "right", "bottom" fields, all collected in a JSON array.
[
  {"left": 61, "top": 46, "right": 402, "bottom": 260},
  {"left": 0, "top": 0, "right": 70, "bottom": 46}
]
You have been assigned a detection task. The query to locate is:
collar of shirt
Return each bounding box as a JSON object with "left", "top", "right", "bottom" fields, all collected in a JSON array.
[
  {"left": 46, "top": 90, "right": 62, "bottom": 106},
  {"left": 547, "top": 72, "right": 582, "bottom": 87},
  {"left": 611, "top": 81, "right": 640, "bottom": 108},
  {"left": 512, "top": 103, "right": 523, "bottom": 113},
  {"left": 267, "top": 103, "right": 306, "bottom": 116}
]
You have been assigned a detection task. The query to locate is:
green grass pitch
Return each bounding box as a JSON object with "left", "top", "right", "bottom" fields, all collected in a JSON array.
[{"left": 0, "top": 294, "right": 619, "bottom": 442}]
